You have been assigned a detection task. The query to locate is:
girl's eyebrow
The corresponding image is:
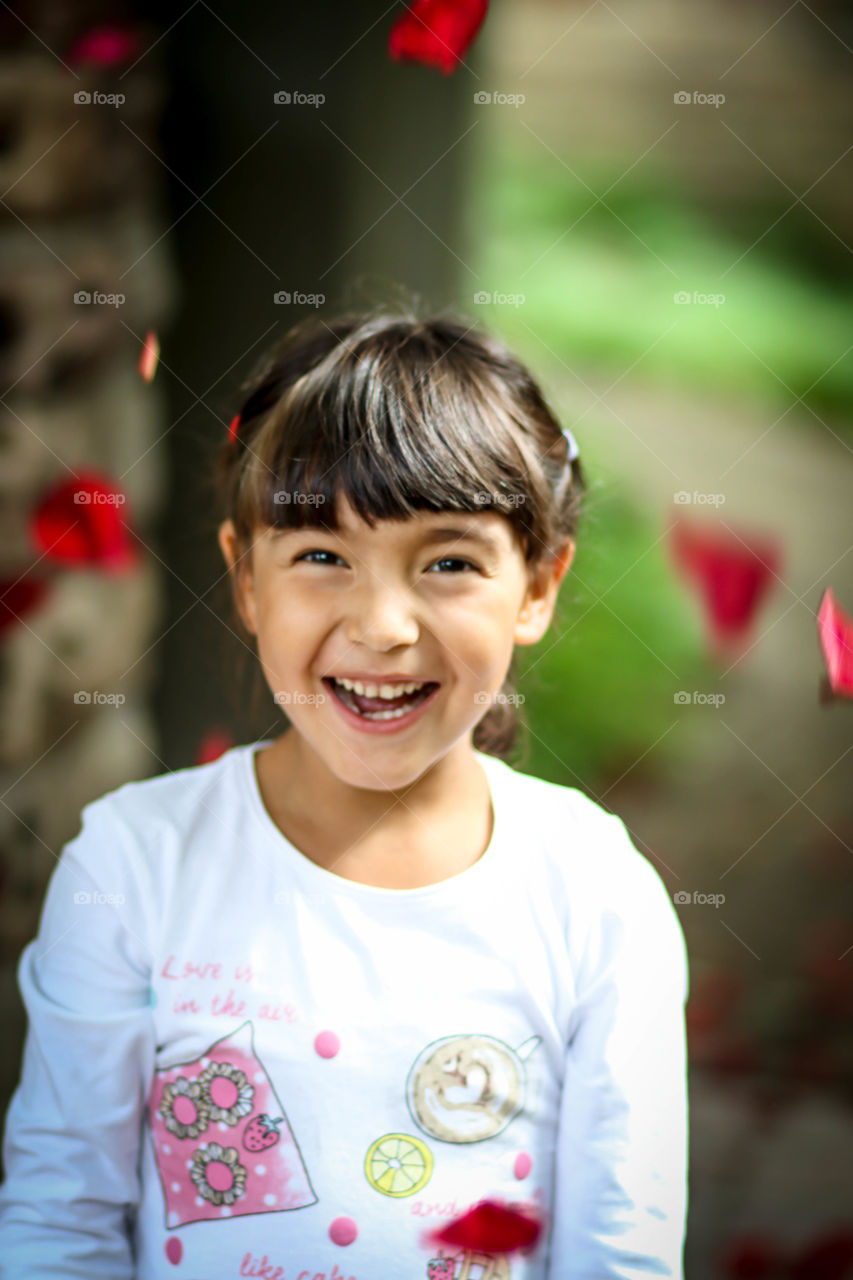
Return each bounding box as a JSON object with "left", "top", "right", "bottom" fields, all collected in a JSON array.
[
  {"left": 419, "top": 526, "right": 501, "bottom": 551},
  {"left": 270, "top": 524, "right": 502, "bottom": 552}
]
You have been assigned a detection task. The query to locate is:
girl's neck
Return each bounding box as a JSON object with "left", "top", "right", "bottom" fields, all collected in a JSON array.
[{"left": 253, "top": 731, "right": 494, "bottom": 890}]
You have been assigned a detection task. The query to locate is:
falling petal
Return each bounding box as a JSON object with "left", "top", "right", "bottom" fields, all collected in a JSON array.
[
  {"left": 67, "top": 25, "right": 141, "bottom": 68},
  {"left": 195, "top": 729, "right": 235, "bottom": 766},
  {"left": 388, "top": 0, "right": 489, "bottom": 76},
  {"left": 139, "top": 330, "right": 160, "bottom": 383},
  {"left": 29, "top": 471, "right": 138, "bottom": 572},
  {"left": 790, "top": 1229, "right": 853, "bottom": 1280},
  {"left": 669, "top": 516, "right": 781, "bottom": 660},
  {"left": 720, "top": 1231, "right": 785, "bottom": 1279},
  {"left": 426, "top": 1199, "right": 543, "bottom": 1253},
  {"left": 816, "top": 587, "right": 853, "bottom": 700},
  {"left": 0, "top": 575, "right": 50, "bottom": 636}
]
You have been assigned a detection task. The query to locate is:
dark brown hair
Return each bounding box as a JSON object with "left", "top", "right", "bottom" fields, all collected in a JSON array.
[{"left": 213, "top": 299, "right": 586, "bottom": 763}]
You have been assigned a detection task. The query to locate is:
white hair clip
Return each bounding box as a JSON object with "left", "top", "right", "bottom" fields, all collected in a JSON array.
[{"left": 562, "top": 426, "right": 579, "bottom": 462}]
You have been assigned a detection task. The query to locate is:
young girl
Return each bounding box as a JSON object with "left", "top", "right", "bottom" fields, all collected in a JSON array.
[{"left": 0, "top": 305, "right": 689, "bottom": 1280}]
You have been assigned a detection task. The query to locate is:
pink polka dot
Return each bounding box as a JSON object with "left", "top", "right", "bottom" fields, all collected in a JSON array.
[
  {"left": 514, "top": 1151, "right": 533, "bottom": 1180},
  {"left": 165, "top": 1236, "right": 183, "bottom": 1265},
  {"left": 329, "top": 1216, "right": 358, "bottom": 1246},
  {"left": 314, "top": 1030, "right": 341, "bottom": 1059}
]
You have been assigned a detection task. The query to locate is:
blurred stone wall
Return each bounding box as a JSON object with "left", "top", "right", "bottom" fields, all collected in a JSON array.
[{"left": 0, "top": 13, "right": 173, "bottom": 1104}]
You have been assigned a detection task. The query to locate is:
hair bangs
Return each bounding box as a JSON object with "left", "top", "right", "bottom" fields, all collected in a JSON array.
[{"left": 235, "top": 326, "right": 539, "bottom": 557}]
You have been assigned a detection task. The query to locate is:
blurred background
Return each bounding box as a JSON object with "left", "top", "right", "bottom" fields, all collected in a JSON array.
[{"left": 1, "top": 0, "right": 852, "bottom": 1275}]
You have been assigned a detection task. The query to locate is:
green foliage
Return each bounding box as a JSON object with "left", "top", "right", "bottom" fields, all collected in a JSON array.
[
  {"left": 513, "top": 467, "right": 710, "bottom": 789},
  {"left": 465, "top": 146, "right": 782, "bottom": 788},
  {"left": 468, "top": 144, "right": 853, "bottom": 426}
]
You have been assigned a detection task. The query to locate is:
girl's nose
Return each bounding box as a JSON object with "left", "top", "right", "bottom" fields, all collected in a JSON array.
[{"left": 343, "top": 578, "right": 421, "bottom": 651}]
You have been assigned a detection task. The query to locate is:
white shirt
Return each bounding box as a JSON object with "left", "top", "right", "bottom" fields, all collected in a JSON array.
[{"left": 0, "top": 742, "right": 689, "bottom": 1279}]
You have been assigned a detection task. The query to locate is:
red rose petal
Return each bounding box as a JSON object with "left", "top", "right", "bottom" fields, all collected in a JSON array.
[
  {"left": 0, "top": 575, "right": 51, "bottom": 636},
  {"left": 719, "top": 1231, "right": 786, "bottom": 1279},
  {"left": 195, "top": 729, "right": 235, "bottom": 766},
  {"left": 67, "top": 25, "right": 141, "bottom": 68},
  {"left": 669, "top": 516, "right": 781, "bottom": 659},
  {"left": 29, "top": 471, "right": 137, "bottom": 572},
  {"left": 139, "top": 330, "right": 160, "bottom": 383},
  {"left": 817, "top": 587, "right": 853, "bottom": 699},
  {"left": 388, "top": 0, "right": 489, "bottom": 75},
  {"left": 790, "top": 1229, "right": 853, "bottom": 1280},
  {"left": 427, "top": 1199, "right": 543, "bottom": 1253}
]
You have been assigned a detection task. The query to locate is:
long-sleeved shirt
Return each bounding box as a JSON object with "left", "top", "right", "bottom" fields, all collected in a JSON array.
[{"left": 0, "top": 740, "right": 689, "bottom": 1279}]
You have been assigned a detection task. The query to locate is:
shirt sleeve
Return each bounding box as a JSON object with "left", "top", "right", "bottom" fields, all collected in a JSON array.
[
  {"left": 548, "top": 815, "right": 690, "bottom": 1278},
  {"left": 0, "top": 795, "right": 156, "bottom": 1280}
]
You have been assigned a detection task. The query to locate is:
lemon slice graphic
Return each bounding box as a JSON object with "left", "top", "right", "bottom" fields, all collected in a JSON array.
[{"left": 364, "top": 1132, "right": 433, "bottom": 1197}]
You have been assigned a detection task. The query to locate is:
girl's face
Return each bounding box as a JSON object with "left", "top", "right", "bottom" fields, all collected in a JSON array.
[{"left": 218, "top": 496, "right": 573, "bottom": 790}]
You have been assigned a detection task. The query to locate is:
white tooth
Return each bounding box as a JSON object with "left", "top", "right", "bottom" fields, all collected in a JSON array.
[{"left": 335, "top": 677, "right": 428, "bottom": 701}]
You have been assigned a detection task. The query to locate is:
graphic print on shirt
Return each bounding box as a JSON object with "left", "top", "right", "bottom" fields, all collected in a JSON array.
[
  {"left": 147, "top": 1019, "right": 317, "bottom": 1229},
  {"left": 406, "top": 1034, "right": 541, "bottom": 1144},
  {"left": 363, "top": 1131, "right": 435, "bottom": 1198},
  {"left": 426, "top": 1249, "right": 512, "bottom": 1279}
]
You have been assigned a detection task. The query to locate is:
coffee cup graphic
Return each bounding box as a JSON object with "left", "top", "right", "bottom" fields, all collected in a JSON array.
[{"left": 406, "top": 1033, "right": 540, "bottom": 1144}]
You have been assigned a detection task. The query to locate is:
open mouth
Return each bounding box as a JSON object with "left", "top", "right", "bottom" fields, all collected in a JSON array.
[{"left": 323, "top": 677, "right": 439, "bottom": 722}]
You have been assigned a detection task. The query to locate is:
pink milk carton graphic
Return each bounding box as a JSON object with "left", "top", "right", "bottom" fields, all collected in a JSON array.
[{"left": 148, "top": 1019, "right": 316, "bottom": 1229}]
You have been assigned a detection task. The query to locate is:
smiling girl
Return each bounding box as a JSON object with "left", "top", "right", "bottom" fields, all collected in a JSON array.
[{"left": 0, "top": 304, "right": 689, "bottom": 1279}]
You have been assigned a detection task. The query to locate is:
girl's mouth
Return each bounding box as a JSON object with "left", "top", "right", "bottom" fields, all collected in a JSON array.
[{"left": 322, "top": 677, "right": 440, "bottom": 732}]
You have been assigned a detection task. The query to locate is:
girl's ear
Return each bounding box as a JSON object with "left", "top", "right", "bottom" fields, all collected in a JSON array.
[
  {"left": 217, "top": 519, "right": 258, "bottom": 637},
  {"left": 514, "top": 540, "right": 575, "bottom": 646}
]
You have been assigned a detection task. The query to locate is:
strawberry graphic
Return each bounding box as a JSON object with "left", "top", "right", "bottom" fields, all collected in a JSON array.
[{"left": 243, "top": 1113, "right": 283, "bottom": 1152}]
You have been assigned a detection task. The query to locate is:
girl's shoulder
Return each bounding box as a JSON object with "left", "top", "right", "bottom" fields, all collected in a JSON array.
[
  {"left": 483, "top": 752, "right": 673, "bottom": 912},
  {"left": 90, "top": 741, "right": 248, "bottom": 832},
  {"left": 64, "top": 743, "right": 252, "bottom": 884},
  {"left": 488, "top": 756, "right": 686, "bottom": 995}
]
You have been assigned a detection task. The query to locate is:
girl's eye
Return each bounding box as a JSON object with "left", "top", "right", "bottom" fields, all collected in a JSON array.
[
  {"left": 295, "top": 550, "right": 344, "bottom": 566},
  {"left": 293, "top": 551, "right": 478, "bottom": 573},
  {"left": 427, "top": 557, "right": 478, "bottom": 573}
]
